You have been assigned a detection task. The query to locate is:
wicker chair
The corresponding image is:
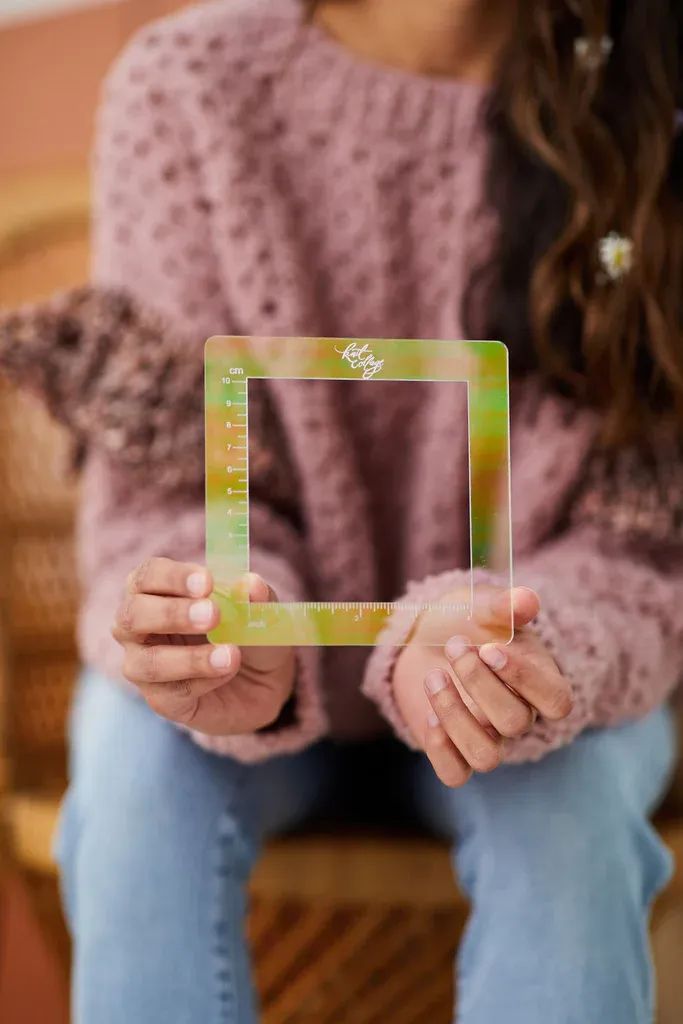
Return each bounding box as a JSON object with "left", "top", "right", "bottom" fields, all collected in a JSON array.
[{"left": 1, "top": 171, "right": 683, "bottom": 1023}]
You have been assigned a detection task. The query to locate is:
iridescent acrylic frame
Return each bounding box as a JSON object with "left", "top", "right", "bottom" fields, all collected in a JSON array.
[{"left": 205, "top": 337, "right": 512, "bottom": 647}]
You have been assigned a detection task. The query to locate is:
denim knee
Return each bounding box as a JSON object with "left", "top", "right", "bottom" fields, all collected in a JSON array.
[
  {"left": 55, "top": 674, "right": 256, "bottom": 914},
  {"left": 455, "top": 711, "right": 675, "bottom": 905},
  {"left": 445, "top": 712, "right": 676, "bottom": 1024}
]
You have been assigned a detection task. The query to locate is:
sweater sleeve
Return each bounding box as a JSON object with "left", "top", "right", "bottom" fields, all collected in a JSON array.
[
  {"left": 0, "top": 288, "right": 205, "bottom": 492},
  {"left": 362, "top": 444, "right": 683, "bottom": 763}
]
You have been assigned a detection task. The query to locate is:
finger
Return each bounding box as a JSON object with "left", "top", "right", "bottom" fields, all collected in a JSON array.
[
  {"left": 444, "top": 636, "right": 534, "bottom": 739},
  {"left": 482, "top": 586, "right": 540, "bottom": 631},
  {"left": 424, "top": 712, "right": 473, "bottom": 788},
  {"left": 242, "top": 574, "right": 292, "bottom": 675},
  {"left": 122, "top": 640, "right": 240, "bottom": 687},
  {"left": 510, "top": 587, "right": 540, "bottom": 627},
  {"left": 478, "top": 640, "right": 573, "bottom": 721},
  {"left": 231, "top": 572, "right": 278, "bottom": 603},
  {"left": 126, "top": 557, "right": 213, "bottom": 599},
  {"left": 141, "top": 665, "right": 242, "bottom": 725},
  {"left": 113, "top": 592, "right": 219, "bottom": 641},
  {"left": 425, "top": 669, "right": 502, "bottom": 773},
  {"left": 246, "top": 573, "right": 278, "bottom": 604}
]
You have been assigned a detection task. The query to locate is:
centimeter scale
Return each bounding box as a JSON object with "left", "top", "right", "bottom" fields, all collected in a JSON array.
[{"left": 205, "top": 336, "right": 513, "bottom": 647}]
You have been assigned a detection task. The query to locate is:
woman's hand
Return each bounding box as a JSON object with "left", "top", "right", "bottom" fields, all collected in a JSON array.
[
  {"left": 393, "top": 587, "right": 574, "bottom": 787},
  {"left": 112, "top": 557, "right": 295, "bottom": 735}
]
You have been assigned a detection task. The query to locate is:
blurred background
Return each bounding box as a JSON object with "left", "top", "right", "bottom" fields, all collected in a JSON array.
[
  {"left": 0, "top": 4, "right": 182, "bottom": 1021},
  {"left": 1, "top": 2, "right": 683, "bottom": 1022}
]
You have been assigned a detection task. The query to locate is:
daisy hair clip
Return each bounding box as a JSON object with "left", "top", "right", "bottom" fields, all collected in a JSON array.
[
  {"left": 574, "top": 34, "right": 613, "bottom": 72},
  {"left": 598, "top": 231, "right": 634, "bottom": 283}
]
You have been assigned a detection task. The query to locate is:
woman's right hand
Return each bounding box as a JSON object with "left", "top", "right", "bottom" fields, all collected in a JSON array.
[{"left": 112, "top": 557, "right": 296, "bottom": 735}]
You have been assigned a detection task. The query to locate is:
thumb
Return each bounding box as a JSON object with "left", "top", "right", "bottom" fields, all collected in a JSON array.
[
  {"left": 485, "top": 586, "right": 540, "bottom": 631},
  {"left": 246, "top": 573, "right": 279, "bottom": 604},
  {"left": 510, "top": 586, "right": 540, "bottom": 627},
  {"left": 241, "top": 573, "right": 293, "bottom": 675}
]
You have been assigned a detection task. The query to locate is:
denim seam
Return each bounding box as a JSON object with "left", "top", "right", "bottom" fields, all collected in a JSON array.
[
  {"left": 452, "top": 786, "right": 496, "bottom": 1024},
  {"left": 211, "top": 765, "right": 252, "bottom": 1024}
]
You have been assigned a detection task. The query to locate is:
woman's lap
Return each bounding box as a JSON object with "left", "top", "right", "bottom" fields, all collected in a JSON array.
[{"left": 56, "top": 669, "right": 677, "bottom": 1024}]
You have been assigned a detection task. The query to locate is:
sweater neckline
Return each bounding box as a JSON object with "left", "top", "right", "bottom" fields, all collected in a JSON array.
[
  {"left": 270, "top": 3, "right": 492, "bottom": 147},
  {"left": 304, "top": 15, "right": 493, "bottom": 102}
]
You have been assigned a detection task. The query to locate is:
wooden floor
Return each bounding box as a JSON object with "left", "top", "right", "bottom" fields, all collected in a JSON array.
[{"left": 0, "top": 871, "right": 68, "bottom": 1024}]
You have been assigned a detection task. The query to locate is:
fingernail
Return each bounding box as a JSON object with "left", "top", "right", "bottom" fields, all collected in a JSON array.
[
  {"left": 480, "top": 644, "right": 507, "bottom": 671},
  {"left": 187, "top": 571, "right": 208, "bottom": 597},
  {"left": 245, "top": 572, "right": 267, "bottom": 602},
  {"left": 425, "top": 669, "right": 449, "bottom": 695},
  {"left": 209, "top": 645, "right": 232, "bottom": 670},
  {"left": 445, "top": 635, "right": 469, "bottom": 661},
  {"left": 189, "top": 599, "right": 214, "bottom": 626},
  {"left": 427, "top": 710, "right": 440, "bottom": 728}
]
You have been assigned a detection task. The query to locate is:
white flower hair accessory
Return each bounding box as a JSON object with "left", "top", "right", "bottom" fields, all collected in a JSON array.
[
  {"left": 598, "top": 232, "right": 634, "bottom": 282},
  {"left": 574, "top": 34, "right": 613, "bottom": 71}
]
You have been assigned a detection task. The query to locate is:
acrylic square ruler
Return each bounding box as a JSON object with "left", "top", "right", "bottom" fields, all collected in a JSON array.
[{"left": 205, "top": 336, "right": 512, "bottom": 647}]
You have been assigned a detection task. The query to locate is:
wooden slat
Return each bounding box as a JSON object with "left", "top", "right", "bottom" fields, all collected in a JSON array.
[
  {"left": 412, "top": 969, "right": 458, "bottom": 1024},
  {"left": 255, "top": 904, "right": 338, "bottom": 1003},
  {"left": 0, "top": 386, "right": 78, "bottom": 526},
  {"left": 250, "top": 836, "right": 458, "bottom": 908},
  {"left": 265, "top": 908, "right": 389, "bottom": 1024},
  {"left": 322, "top": 907, "right": 434, "bottom": 1018},
  {"left": 360, "top": 916, "right": 456, "bottom": 1024},
  {"left": 12, "top": 655, "right": 78, "bottom": 750},
  {"left": 249, "top": 901, "right": 304, "bottom": 964},
  {"left": 7, "top": 534, "right": 79, "bottom": 644}
]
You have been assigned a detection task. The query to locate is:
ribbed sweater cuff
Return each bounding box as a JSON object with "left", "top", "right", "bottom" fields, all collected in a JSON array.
[{"left": 361, "top": 566, "right": 600, "bottom": 765}]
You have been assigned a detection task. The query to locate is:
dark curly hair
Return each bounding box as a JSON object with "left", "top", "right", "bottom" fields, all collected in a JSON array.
[{"left": 305, "top": 1, "right": 683, "bottom": 446}]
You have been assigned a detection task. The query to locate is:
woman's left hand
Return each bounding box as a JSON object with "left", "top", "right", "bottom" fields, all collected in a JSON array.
[{"left": 393, "top": 587, "right": 574, "bottom": 787}]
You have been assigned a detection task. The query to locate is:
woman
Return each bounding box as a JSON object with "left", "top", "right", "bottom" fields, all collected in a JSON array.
[{"left": 2, "top": 1, "right": 682, "bottom": 1021}]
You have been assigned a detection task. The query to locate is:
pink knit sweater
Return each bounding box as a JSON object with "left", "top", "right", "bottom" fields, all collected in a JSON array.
[{"left": 3, "top": 0, "right": 683, "bottom": 764}]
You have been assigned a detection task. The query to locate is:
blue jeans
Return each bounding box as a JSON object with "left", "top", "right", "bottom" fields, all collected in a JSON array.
[{"left": 55, "top": 669, "right": 676, "bottom": 1024}]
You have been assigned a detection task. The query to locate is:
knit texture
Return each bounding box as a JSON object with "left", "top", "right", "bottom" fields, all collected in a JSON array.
[{"left": 2, "top": 0, "right": 682, "bottom": 763}]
